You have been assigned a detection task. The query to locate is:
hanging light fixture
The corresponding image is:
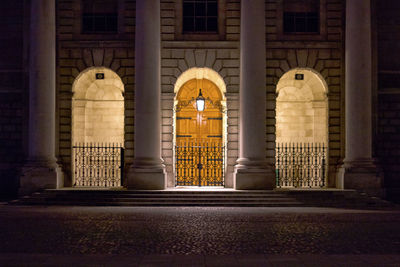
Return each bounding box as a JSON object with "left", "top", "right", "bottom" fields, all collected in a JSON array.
[{"left": 196, "top": 89, "right": 205, "bottom": 111}]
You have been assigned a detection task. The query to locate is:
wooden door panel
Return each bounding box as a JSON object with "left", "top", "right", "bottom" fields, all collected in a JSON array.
[
  {"left": 189, "top": 119, "right": 198, "bottom": 136},
  {"left": 207, "top": 120, "right": 222, "bottom": 136},
  {"left": 176, "top": 117, "right": 192, "bottom": 137}
]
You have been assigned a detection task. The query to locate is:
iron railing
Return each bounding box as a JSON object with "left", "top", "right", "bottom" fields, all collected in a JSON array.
[
  {"left": 275, "top": 143, "right": 327, "bottom": 188},
  {"left": 73, "top": 143, "right": 124, "bottom": 187},
  {"left": 175, "top": 141, "right": 224, "bottom": 186}
]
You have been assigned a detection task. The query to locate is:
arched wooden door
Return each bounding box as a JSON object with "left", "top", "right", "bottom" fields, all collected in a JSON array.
[{"left": 175, "top": 78, "right": 224, "bottom": 186}]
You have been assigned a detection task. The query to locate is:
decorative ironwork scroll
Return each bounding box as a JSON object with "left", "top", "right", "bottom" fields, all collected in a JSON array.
[
  {"left": 175, "top": 141, "right": 224, "bottom": 186},
  {"left": 275, "top": 143, "right": 327, "bottom": 188},
  {"left": 73, "top": 143, "right": 124, "bottom": 187}
]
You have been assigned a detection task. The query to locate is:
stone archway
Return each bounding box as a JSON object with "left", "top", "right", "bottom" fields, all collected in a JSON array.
[
  {"left": 173, "top": 67, "right": 227, "bottom": 187},
  {"left": 275, "top": 68, "right": 329, "bottom": 188},
  {"left": 71, "top": 67, "right": 125, "bottom": 187}
]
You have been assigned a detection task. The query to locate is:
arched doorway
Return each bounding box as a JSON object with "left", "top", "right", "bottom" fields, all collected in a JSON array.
[
  {"left": 275, "top": 68, "right": 328, "bottom": 188},
  {"left": 71, "top": 67, "right": 125, "bottom": 187},
  {"left": 174, "top": 77, "right": 226, "bottom": 186}
]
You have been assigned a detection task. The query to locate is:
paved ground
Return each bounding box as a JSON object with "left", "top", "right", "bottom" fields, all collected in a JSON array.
[{"left": 0, "top": 205, "right": 400, "bottom": 266}]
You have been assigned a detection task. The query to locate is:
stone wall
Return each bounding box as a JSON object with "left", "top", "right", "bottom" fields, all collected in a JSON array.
[{"left": 276, "top": 101, "right": 328, "bottom": 144}]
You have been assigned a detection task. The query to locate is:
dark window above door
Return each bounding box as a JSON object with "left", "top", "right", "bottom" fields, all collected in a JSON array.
[
  {"left": 183, "top": 0, "right": 218, "bottom": 33},
  {"left": 283, "top": 0, "right": 320, "bottom": 34},
  {"left": 81, "top": 0, "right": 118, "bottom": 34}
]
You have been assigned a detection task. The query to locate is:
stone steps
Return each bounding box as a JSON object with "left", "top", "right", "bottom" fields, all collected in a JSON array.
[
  {"left": 24, "top": 197, "right": 297, "bottom": 202},
  {"left": 11, "top": 189, "right": 303, "bottom": 207},
  {"left": 12, "top": 201, "right": 303, "bottom": 207},
  {"left": 10, "top": 189, "right": 396, "bottom": 208}
]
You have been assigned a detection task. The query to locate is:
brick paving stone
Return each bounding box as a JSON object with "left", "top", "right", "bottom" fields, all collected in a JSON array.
[{"left": 0, "top": 206, "right": 399, "bottom": 266}]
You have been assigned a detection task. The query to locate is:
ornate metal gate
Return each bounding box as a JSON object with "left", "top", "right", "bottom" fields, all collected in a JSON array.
[
  {"left": 73, "top": 143, "right": 124, "bottom": 187},
  {"left": 275, "top": 143, "right": 327, "bottom": 188},
  {"left": 175, "top": 141, "right": 224, "bottom": 186}
]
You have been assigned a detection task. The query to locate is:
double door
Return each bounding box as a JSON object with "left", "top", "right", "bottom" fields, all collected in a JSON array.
[{"left": 175, "top": 79, "right": 224, "bottom": 186}]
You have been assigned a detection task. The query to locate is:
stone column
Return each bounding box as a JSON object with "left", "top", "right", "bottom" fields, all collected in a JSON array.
[
  {"left": 234, "top": 0, "right": 275, "bottom": 189},
  {"left": 127, "top": 0, "right": 166, "bottom": 189},
  {"left": 19, "top": 0, "right": 62, "bottom": 195},
  {"left": 337, "top": 0, "right": 383, "bottom": 196}
]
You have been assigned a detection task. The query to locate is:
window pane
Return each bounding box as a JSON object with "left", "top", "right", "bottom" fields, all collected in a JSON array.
[
  {"left": 283, "top": 11, "right": 319, "bottom": 33},
  {"left": 183, "top": 0, "right": 218, "bottom": 33},
  {"left": 82, "top": 13, "right": 118, "bottom": 33},
  {"left": 94, "top": 16, "right": 106, "bottom": 32},
  {"left": 183, "top": 3, "right": 194, "bottom": 17},
  {"left": 82, "top": 15, "right": 93, "bottom": 32},
  {"left": 207, "top": 2, "right": 218, "bottom": 17},
  {"left": 183, "top": 17, "right": 195, "bottom": 32},
  {"left": 283, "top": 0, "right": 320, "bottom": 33},
  {"left": 295, "top": 15, "right": 306, "bottom": 32},
  {"left": 106, "top": 15, "right": 118, "bottom": 32},
  {"left": 283, "top": 13, "right": 295, "bottom": 33},
  {"left": 307, "top": 15, "right": 319, "bottom": 33},
  {"left": 195, "top": 17, "right": 206, "bottom": 31},
  {"left": 207, "top": 17, "right": 218, "bottom": 32},
  {"left": 195, "top": 2, "right": 206, "bottom": 16},
  {"left": 82, "top": 0, "right": 118, "bottom": 33}
]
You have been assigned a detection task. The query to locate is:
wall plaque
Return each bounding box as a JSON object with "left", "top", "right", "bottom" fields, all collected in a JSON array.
[{"left": 295, "top": 73, "right": 304, "bottom": 80}]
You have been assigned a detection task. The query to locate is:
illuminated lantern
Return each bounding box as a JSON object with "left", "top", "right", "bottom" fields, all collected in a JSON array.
[{"left": 196, "top": 89, "right": 205, "bottom": 111}]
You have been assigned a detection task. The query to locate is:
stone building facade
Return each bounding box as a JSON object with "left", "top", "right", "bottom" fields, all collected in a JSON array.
[{"left": 0, "top": 0, "right": 398, "bottom": 201}]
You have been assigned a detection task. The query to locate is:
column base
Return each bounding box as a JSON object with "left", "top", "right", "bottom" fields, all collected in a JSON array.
[
  {"left": 337, "top": 159, "right": 384, "bottom": 197},
  {"left": 19, "top": 160, "right": 63, "bottom": 196},
  {"left": 127, "top": 166, "right": 166, "bottom": 190},
  {"left": 234, "top": 159, "right": 275, "bottom": 190}
]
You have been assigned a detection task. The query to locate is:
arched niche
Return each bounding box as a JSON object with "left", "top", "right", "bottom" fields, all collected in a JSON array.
[
  {"left": 72, "top": 67, "right": 125, "bottom": 145},
  {"left": 276, "top": 68, "right": 328, "bottom": 144}
]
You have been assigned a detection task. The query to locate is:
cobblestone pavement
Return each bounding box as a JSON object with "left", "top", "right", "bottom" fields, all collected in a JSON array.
[{"left": 0, "top": 205, "right": 400, "bottom": 266}]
